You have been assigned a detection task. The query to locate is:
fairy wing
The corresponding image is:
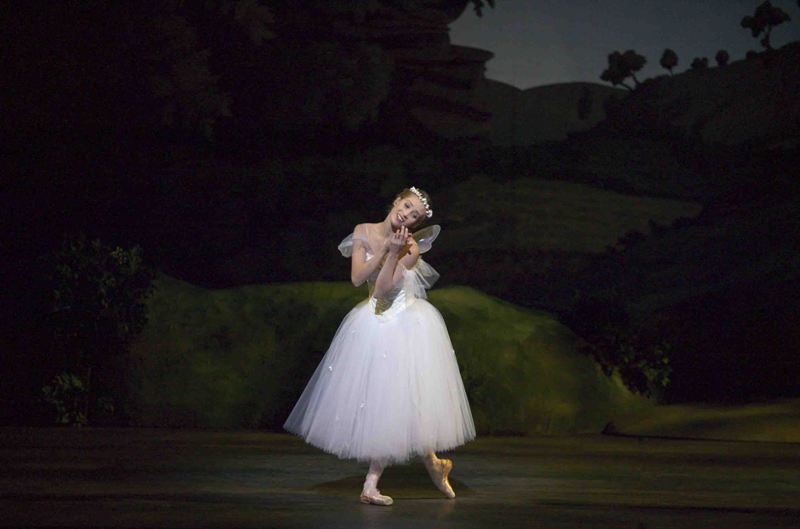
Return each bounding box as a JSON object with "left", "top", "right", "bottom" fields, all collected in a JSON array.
[{"left": 412, "top": 224, "right": 441, "bottom": 254}]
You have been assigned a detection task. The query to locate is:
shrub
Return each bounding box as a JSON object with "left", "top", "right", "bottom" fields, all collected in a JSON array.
[
  {"left": 39, "top": 232, "right": 156, "bottom": 425},
  {"left": 563, "top": 291, "right": 672, "bottom": 398}
]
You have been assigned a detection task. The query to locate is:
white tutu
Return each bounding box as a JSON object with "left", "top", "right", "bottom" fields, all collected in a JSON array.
[{"left": 283, "top": 231, "right": 476, "bottom": 465}]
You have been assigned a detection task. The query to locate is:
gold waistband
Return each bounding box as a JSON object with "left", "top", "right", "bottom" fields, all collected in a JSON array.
[{"left": 368, "top": 289, "right": 415, "bottom": 322}]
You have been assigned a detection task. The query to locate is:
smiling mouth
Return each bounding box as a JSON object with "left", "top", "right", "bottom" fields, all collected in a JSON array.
[{"left": 397, "top": 213, "right": 404, "bottom": 223}]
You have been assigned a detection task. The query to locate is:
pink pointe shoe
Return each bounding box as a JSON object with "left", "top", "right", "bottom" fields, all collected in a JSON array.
[
  {"left": 360, "top": 487, "right": 394, "bottom": 506},
  {"left": 425, "top": 457, "right": 456, "bottom": 499}
]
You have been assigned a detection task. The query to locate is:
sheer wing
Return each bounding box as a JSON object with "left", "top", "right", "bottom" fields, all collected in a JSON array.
[{"left": 412, "top": 224, "right": 441, "bottom": 254}]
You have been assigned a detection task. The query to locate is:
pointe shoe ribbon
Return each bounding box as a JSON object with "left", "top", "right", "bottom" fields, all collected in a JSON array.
[
  {"left": 426, "top": 458, "right": 456, "bottom": 499},
  {"left": 360, "top": 488, "right": 394, "bottom": 506}
]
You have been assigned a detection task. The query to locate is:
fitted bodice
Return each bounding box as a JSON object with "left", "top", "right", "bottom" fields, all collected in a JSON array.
[{"left": 364, "top": 251, "right": 410, "bottom": 320}]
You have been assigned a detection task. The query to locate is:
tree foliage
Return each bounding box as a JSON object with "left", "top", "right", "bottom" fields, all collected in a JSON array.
[
  {"left": 470, "top": 0, "right": 496, "bottom": 16},
  {"left": 600, "top": 50, "right": 647, "bottom": 91},
  {"left": 741, "top": 1, "right": 791, "bottom": 50},
  {"left": 217, "top": 0, "right": 276, "bottom": 45},
  {"left": 41, "top": 372, "right": 91, "bottom": 427},
  {"left": 563, "top": 290, "right": 672, "bottom": 398},
  {"left": 690, "top": 57, "right": 709, "bottom": 70},
  {"left": 715, "top": 49, "right": 730, "bottom": 66},
  {"left": 40, "top": 233, "right": 156, "bottom": 425},
  {"left": 659, "top": 48, "right": 678, "bottom": 75},
  {"left": 5, "top": 0, "right": 495, "bottom": 155},
  {"left": 4, "top": 3, "right": 244, "bottom": 143}
]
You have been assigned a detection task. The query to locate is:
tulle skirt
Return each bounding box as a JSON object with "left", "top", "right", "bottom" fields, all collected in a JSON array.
[{"left": 283, "top": 296, "right": 476, "bottom": 465}]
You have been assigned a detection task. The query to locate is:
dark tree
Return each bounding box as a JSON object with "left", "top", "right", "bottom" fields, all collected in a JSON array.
[
  {"left": 746, "top": 49, "right": 760, "bottom": 59},
  {"left": 715, "top": 49, "right": 730, "bottom": 66},
  {"left": 470, "top": 0, "right": 496, "bottom": 16},
  {"left": 3, "top": 3, "right": 250, "bottom": 147},
  {"left": 741, "top": 1, "right": 791, "bottom": 50},
  {"left": 690, "top": 57, "right": 709, "bottom": 70},
  {"left": 659, "top": 48, "right": 678, "bottom": 75},
  {"left": 600, "top": 50, "right": 647, "bottom": 91}
]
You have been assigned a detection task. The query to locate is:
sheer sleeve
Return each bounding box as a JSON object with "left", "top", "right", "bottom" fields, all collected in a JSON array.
[
  {"left": 337, "top": 233, "right": 355, "bottom": 257},
  {"left": 338, "top": 224, "right": 372, "bottom": 259},
  {"left": 402, "top": 257, "right": 440, "bottom": 300}
]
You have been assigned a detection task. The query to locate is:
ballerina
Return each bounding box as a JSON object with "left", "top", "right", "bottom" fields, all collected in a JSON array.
[{"left": 283, "top": 186, "right": 476, "bottom": 506}]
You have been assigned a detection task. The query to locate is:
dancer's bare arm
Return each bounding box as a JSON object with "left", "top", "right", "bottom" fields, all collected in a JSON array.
[{"left": 351, "top": 225, "right": 387, "bottom": 286}]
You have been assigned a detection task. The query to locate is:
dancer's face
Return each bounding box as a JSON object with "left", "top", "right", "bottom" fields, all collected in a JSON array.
[{"left": 389, "top": 194, "right": 426, "bottom": 230}]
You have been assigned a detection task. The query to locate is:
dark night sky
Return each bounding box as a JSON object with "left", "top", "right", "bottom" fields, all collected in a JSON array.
[{"left": 450, "top": 0, "right": 800, "bottom": 88}]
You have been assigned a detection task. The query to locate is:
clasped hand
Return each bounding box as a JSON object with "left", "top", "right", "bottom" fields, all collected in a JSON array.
[{"left": 387, "top": 226, "right": 413, "bottom": 256}]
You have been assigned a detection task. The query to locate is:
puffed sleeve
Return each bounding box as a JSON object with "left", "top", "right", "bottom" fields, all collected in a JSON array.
[
  {"left": 338, "top": 224, "right": 372, "bottom": 259},
  {"left": 337, "top": 233, "right": 354, "bottom": 257}
]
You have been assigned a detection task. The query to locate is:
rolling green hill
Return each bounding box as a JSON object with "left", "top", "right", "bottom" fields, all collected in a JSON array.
[
  {"left": 483, "top": 42, "right": 799, "bottom": 150},
  {"left": 610, "top": 398, "right": 800, "bottom": 443},
  {"left": 123, "top": 273, "right": 651, "bottom": 433},
  {"left": 437, "top": 175, "right": 701, "bottom": 254},
  {"left": 428, "top": 174, "right": 703, "bottom": 310},
  {"left": 605, "top": 42, "right": 800, "bottom": 148}
]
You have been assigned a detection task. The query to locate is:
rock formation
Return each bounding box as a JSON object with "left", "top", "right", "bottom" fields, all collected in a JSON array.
[{"left": 271, "top": 0, "right": 494, "bottom": 140}]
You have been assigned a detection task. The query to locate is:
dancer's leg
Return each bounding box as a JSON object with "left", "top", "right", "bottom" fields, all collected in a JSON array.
[
  {"left": 363, "top": 459, "right": 385, "bottom": 491},
  {"left": 421, "top": 451, "right": 456, "bottom": 498},
  {"left": 360, "top": 458, "right": 393, "bottom": 506}
]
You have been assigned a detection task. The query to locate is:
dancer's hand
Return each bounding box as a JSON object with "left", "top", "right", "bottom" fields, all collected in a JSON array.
[{"left": 388, "top": 226, "right": 408, "bottom": 255}]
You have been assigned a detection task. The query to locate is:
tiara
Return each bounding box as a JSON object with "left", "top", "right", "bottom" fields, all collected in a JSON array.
[{"left": 409, "top": 186, "right": 433, "bottom": 218}]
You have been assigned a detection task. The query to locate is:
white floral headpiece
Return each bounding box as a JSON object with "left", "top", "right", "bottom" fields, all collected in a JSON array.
[{"left": 409, "top": 186, "right": 433, "bottom": 218}]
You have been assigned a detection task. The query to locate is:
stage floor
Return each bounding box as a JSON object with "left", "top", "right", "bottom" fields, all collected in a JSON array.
[{"left": 1, "top": 427, "right": 799, "bottom": 528}]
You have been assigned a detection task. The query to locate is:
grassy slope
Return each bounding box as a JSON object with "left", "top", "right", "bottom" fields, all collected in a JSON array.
[
  {"left": 483, "top": 42, "right": 800, "bottom": 150},
  {"left": 615, "top": 42, "right": 800, "bottom": 147},
  {"left": 124, "top": 273, "right": 650, "bottom": 433},
  {"left": 438, "top": 175, "right": 701, "bottom": 254},
  {"left": 427, "top": 174, "right": 703, "bottom": 310},
  {"left": 433, "top": 44, "right": 800, "bottom": 406},
  {"left": 611, "top": 398, "right": 800, "bottom": 443}
]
